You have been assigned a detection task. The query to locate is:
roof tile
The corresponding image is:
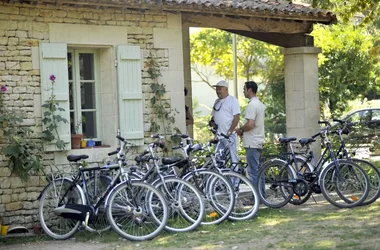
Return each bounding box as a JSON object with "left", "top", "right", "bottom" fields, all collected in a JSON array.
[{"left": 163, "top": 0, "right": 336, "bottom": 23}]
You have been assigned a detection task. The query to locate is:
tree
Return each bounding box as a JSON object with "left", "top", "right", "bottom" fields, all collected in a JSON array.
[
  {"left": 190, "top": 29, "right": 286, "bottom": 138},
  {"left": 319, "top": 47, "right": 373, "bottom": 116},
  {"left": 307, "top": 0, "right": 379, "bottom": 24},
  {"left": 312, "top": 22, "right": 379, "bottom": 116},
  {"left": 190, "top": 29, "right": 272, "bottom": 84}
]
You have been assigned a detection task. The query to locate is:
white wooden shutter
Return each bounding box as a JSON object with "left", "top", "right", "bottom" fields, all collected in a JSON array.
[
  {"left": 40, "top": 43, "right": 70, "bottom": 151},
  {"left": 117, "top": 45, "right": 144, "bottom": 145}
]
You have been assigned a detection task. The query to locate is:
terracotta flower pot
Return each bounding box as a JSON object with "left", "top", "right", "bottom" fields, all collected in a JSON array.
[{"left": 71, "top": 134, "right": 83, "bottom": 149}]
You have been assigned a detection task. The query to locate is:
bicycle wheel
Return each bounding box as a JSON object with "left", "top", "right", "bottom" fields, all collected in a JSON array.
[
  {"left": 352, "top": 158, "right": 380, "bottom": 206},
  {"left": 153, "top": 176, "right": 205, "bottom": 232},
  {"left": 289, "top": 157, "right": 314, "bottom": 206},
  {"left": 183, "top": 169, "right": 235, "bottom": 225},
  {"left": 107, "top": 181, "right": 168, "bottom": 241},
  {"left": 86, "top": 174, "right": 112, "bottom": 232},
  {"left": 258, "top": 159, "right": 296, "bottom": 208},
  {"left": 39, "top": 178, "right": 85, "bottom": 240},
  {"left": 221, "top": 170, "right": 260, "bottom": 221},
  {"left": 320, "top": 160, "right": 369, "bottom": 208}
]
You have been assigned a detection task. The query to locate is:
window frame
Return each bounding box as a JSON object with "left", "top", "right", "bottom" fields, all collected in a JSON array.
[{"left": 68, "top": 48, "right": 102, "bottom": 140}]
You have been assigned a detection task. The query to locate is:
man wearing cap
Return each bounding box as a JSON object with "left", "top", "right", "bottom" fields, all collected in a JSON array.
[{"left": 210, "top": 80, "right": 240, "bottom": 167}]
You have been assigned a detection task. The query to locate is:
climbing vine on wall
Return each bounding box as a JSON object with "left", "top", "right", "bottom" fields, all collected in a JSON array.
[{"left": 146, "top": 52, "right": 181, "bottom": 149}]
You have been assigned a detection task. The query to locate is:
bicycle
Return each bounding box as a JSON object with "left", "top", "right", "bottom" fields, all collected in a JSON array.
[
  {"left": 170, "top": 134, "right": 243, "bottom": 223},
  {"left": 291, "top": 119, "right": 379, "bottom": 206},
  {"left": 330, "top": 119, "right": 380, "bottom": 206},
  {"left": 257, "top": 122, "right": 370, "bottom": 209},
  {"left": 196, "top": 131, "right": 260, "bottom": 221},
  {"left": 128, "top": 134, "right": 205, "bottom": 232},
  {"left": 38, "top": 136, "right": 168, "bottom": 241}
]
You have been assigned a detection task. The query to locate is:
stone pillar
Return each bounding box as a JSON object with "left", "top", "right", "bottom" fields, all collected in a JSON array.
[{"left": 282, "top": 47, "right": 321, "bottom": 153}]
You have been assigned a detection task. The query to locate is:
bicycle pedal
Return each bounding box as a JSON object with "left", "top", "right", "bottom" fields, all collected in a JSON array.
[{"left": 78, "top": 222, "right": 87, "bottom": 232}]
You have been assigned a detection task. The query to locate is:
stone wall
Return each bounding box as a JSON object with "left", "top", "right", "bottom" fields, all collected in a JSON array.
[{"left": 0, "top": 2, "right": 175, "bottom": 229}]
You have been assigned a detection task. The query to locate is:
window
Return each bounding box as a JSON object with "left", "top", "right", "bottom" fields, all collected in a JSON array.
[
  {"left": 40, "top": 43, "right": 144, "bottom": 151},
  {"left": 346, "top": 112, "right": 361, "bottom": 123},
  {"left": 68, "top": 49, "right": 100, "bottom": 140},
  {"left": 371, "top": 110, "right": 380, "bottom": 121}
]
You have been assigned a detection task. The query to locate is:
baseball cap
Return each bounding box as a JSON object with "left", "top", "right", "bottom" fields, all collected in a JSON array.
[{"left": 212, "top": 80, "right": 229, "bottom": 88}]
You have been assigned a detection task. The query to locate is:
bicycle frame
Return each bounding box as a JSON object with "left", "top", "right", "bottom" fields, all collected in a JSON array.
[
  {"left": 134, "top": 140, "right": 180, "bottom": 201},
  {"left": 292, "top": 126, "right": 357, "bottom": 187},
  {"left": 53, "top": 142, "right": 141, "bottom": 227}
]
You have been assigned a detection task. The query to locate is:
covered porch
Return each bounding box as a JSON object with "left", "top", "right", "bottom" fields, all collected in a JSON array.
[{"left": 180, "top": 0, "right": 336, "bottom": 140}]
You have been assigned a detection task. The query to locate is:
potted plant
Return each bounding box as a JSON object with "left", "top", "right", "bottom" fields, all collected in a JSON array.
[{"left": 71, "top": 120, "right": 83, "bottom": 149}]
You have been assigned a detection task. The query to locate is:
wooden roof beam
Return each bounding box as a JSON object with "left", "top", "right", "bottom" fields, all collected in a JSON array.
[
  {"left": 183, "top": 13, "right": 313, "bottom": 34},
  {"left": 225, "top": 29, "right": 314, "bottom": 48}
]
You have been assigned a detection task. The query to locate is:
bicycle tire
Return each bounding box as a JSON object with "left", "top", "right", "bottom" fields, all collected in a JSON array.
[
  {"left": 183, "top": 169, "right": 235, "bottom": 225},
  {"left": 39, "top": 178, "right": 85, "bottom": 240},
  {"left": 319, "top": 159, "right": 370, "bottom": 208},
  {"left": 221, "top": 169, "right": 260, "bottom": 221},
  {"left": 351, "top": 158, "right": 380, "bottom": 206},
  {"left": 86, "top": 174, "right": 112, "bottom": 232},
  {"left": 152, "top": 176, "right": 205, "bottom": 232},
  {"left": 106, "top": 181, "right": 168, "bottom": 241},
  {"left": 257, "top": 159, "right": 296, "bottom": 208}
]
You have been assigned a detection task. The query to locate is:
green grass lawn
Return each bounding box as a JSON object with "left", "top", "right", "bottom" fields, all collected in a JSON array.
[{"left": 1, "top": 199, "right": 380, "bottom": 250}]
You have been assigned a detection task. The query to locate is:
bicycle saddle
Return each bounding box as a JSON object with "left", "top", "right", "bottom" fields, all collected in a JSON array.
[
  {"left": 67, "top": 155, "right": 89, "bottom": 162},
  {"left": 162, "top": 156, "right": 182, "bottom": 165},
  {"left": 299, "top": 138, "right": 316, "bottom": 146}
]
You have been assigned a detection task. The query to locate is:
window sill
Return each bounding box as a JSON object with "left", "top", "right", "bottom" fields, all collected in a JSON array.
[{"left": 72, "top": 145, "right": 111, "bottom": 149}]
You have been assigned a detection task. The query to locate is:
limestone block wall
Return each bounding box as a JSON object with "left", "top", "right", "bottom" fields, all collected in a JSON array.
[{"left": 0, "top": 2, "right": 185, "bottom": 228}]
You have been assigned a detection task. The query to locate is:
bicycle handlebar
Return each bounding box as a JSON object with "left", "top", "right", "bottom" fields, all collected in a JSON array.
[
  {"left": 318, "top": 120, "right": 331, "bottom": 126},
  {"left": 311, "top": 132, "right": 321, "bottom": 139},
  {"left": 209, "top": 127, "right": 231, "bottom": 140},
  {"left": 116, "top": 135, "right": 125, "bottom": 142},
  {"left": 220, "top": 133, "right": 230, "bottom": 139},
  {"left": 108, "top": 147, "right": 120, "bottom": 156}
]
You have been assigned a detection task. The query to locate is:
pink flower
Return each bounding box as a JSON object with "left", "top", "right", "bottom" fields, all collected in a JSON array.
[
  {"left": 49, "top": 75, "right": 56, "bottom": 82},
  {"left": 0, "top": 85, "right": 6, "bottom": 93}
]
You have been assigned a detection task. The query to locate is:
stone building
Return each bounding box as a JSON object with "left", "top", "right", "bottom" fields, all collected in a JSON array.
[{"left": 0, "top": 0, "right": 335, "bottom": 229}]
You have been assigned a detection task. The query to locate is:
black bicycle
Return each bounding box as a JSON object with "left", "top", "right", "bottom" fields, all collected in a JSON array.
[
  {"left": 38, "top": 136, "right": 168, "bottom": 241},
  {"left": 257, "top": 122, "right": 370, "bottom": 209}
]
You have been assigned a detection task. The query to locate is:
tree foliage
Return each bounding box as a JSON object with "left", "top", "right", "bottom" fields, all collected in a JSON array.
[
  {"left": 308, "top": 0, "right": 379, "bottom": 24},
  {"left": 190, "top": 29, "right": 286, "bottom": 138},
  {"left": 190, "top": 1, "right": 380, "bottom": 139},
  {"left": 190, "top": 29, "right": 275, "bottom": 83},
  {"left": 313, "top": 23, "right": 378, "bottom": 116}
]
